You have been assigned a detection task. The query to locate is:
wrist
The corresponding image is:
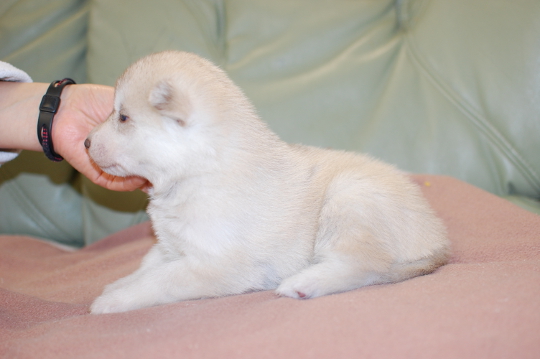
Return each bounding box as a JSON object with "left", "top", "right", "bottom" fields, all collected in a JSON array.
[{"left": 0, "top": 82, "right": 48, "bottom": 152}]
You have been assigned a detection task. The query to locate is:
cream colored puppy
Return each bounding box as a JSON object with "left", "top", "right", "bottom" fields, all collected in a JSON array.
[{"left": 87, "top": 51, "right": 449, "bottom": 314}]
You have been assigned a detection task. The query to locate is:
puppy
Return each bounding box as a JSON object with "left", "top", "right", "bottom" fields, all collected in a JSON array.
[{"left": 87, "top": 51, "right": 449, "bottom": 314}]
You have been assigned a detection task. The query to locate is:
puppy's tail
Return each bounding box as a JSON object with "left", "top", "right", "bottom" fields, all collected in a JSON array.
[{"left": 384, "top": 248, "right": 451, "bottom": 284}]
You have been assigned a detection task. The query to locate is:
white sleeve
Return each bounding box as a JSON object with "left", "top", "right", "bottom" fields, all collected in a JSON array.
[
  {"left": 0, "top": 61, "right": 33, "bottom": 165},
  {"left": 0, "top": 61, "right": 33, "bottom": 83}
]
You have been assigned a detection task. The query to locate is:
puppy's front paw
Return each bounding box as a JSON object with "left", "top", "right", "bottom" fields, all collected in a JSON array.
[
  {"left": 90, "top": 279, "right": 151, "bottom": 314},
  {"left": 90, "top": 283, "right": 151, "bottom": 314},
  {"left": 90, "top": 293, "right": 130, "bottom": 314}
]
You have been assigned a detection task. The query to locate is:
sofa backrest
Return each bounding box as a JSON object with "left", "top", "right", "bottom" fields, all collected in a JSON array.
[{"left": 1, "top": 0, "right": 539, "bottom": 245}]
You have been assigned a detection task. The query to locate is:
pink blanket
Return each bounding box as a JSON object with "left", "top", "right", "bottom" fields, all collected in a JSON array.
[{"left": 1, "top": 175, "right": 539, "bottom": 358}]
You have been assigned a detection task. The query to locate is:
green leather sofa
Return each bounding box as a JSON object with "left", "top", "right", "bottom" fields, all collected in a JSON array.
[{"left": 1, "top": 0, "right": 539, "bottom": 247}]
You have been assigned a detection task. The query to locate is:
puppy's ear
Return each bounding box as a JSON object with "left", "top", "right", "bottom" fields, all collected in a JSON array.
[
  {"left": 149, "top": 79, "right": 191, "bottom": 126},
  {"left": 149, "top": 80, "right": 174, "bottom": 110}
]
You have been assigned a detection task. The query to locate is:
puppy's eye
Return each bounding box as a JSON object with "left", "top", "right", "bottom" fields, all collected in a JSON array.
[{"left": 119, "top": 114, "right": 129, "bottom": 123}]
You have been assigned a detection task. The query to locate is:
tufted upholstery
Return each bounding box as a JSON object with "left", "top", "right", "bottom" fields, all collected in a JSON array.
[{"left": 1, "top": 0, "right": 539, "bottom": 246}]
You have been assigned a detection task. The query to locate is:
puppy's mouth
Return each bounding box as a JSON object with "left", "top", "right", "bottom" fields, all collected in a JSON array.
[
  {"left": 89, "top": 156, "right": 128, "bottom": 177},
  {"left": 99, "top": 164, "right": 130, "bottom": 178}
]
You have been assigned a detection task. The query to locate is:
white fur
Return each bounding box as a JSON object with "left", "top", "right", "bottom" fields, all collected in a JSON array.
[{"left": 87, "top": 51, "right": 449, "bottom": 314}]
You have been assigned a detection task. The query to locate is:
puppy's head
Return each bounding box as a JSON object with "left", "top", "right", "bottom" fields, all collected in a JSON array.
[{"left": 85, "top": 51, "right": 251, "bottom": 187}]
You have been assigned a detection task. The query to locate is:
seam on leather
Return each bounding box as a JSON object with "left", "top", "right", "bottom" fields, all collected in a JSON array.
[
  {"left": 403, "top": 32, "right": 540, "bottom": 195},
  {"left": 395, "top": 0, "right": 429, "bottom": 31},
  {"left": 216, "top": 0, "right": 228, "bottom": 66}
]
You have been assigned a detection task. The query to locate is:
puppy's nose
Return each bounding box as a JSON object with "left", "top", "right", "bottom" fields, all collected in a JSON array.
[{"left": 84, "top": 138, "right": 91, "bottom": 149}]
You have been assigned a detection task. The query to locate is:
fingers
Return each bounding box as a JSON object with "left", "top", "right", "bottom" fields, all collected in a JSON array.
[{"left": 89, "top": 165, "right": 149, "bottom": 192}]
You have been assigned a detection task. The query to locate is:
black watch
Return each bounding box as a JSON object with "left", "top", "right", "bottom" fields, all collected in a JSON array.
[{"left": 37, "top": 78, "right": 76, "bottom": 162}]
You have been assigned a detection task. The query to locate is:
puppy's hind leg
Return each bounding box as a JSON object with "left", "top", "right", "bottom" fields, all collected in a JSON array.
[
  {"left": 276, "top": 229, "right": 393, "bottom": 299},
  {"left": 277, "top": 171, "right": 448, "bottom": 299},
  {"left": 276, "top": 174, "right": 398, "bottom": 299}
]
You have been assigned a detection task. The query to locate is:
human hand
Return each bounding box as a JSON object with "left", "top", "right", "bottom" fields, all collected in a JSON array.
[{"left": 53, "top": 84, "right": 149, "bottom": 192}]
